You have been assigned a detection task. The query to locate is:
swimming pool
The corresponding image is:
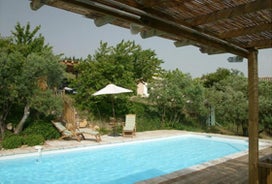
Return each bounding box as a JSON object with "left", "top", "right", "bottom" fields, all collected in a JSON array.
[{"left": 0, "top": 135, "right": 248, "bottom": 184}]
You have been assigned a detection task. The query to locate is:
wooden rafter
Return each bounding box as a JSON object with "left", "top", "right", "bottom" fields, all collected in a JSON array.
[
  {"left": 33, "top": 0, "right": 271, "bottom": 54},
  {"left": 219, "top": 23, "right": 272, "bottom": 39},
  {"left": 186, "top": 0, "right": 272, "bottom": 26},
  {"left": 174, "top": 39, "right": 196, "bottom": 47},
  {"left": 30, "top": 0, "right": 46, "bottom": 10},
  {"left": 31, "top": 0, "right": 272, "bottom": 52},
  {"left": 246, "top": 39, "right": 272, "bottom": 49},
  {"left": 49, "top": 0, "right": 249, "bottom": 57},
  {"left": 139, "top": 14, "right": 249, "bottom": 57},
  {"left": 130, "top": 23, "right": 143, "bottom": 34},
  {"left": 199, "top": 47, "right": 225, "bottom": 55},
  {"left": 135, "top": 0, "right": 168, "bottom": 7},
  {"left": 59, "top": 0, "right": 140, "bottom": 22},
  {"left": 140, "top": 29, "right": 164, "bottom": 39},
  {"left": 94, "top": 15, "right": 115, "bottom": 27}
]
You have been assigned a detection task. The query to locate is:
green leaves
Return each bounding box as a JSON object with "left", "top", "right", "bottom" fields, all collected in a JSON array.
[
  {"left": 259, "top": 80, "right": 272, "bottom": 134},
  {"left": 0, "top": 38, "right": 25, "bottom": 111},
  {"left": 11, "top": 22, "right": 50, "bottom": 57},
  {"left": 74, "top": 40, "right": 163, "bottom": 118},
  {"left": 204, "top": 70, "right": 248, "bottom": 134},
  {"left": 149, "top": 69, "right": 206, "bottom": 125},
  {"left": 30, "top": 89, "right": 63, "bottom": 117},
  {"left": 0, "top": 23, "right": 64, "bottom": 135}
]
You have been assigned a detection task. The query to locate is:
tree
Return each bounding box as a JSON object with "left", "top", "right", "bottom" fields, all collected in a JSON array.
[
  {"left": 13, "top": 50, "right": 64, "bottom": 134},
  {"left": 11, "top": 23, "right": 50, "bottom": 57},
  {"left": 205, "top": 71, "right": 248, "bottom": 135},
  {"left": 0, "top": 23, "right": 64, "bottom": 137},
  {"left": 259, "top": 80, "right": 272, "bottom": 135},
  {"left": 149, "top": 69, "right": 206, "bottom": 127},
  {"left": 202, "top": 68, "right": 233, "bottom": 88},
  {"left": 74, "top": 40, "right": 163, "bottom": 118},
  {"left": 0, "top": 36, "right": 24, "bottom": 137}
]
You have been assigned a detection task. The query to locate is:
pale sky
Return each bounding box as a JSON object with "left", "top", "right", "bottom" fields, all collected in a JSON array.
[{"left": 1, "top": 0, "right": 271, "bottom": 78}]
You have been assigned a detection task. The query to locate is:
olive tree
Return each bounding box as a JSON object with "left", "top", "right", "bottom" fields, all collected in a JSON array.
[
  {"left": 149, "top": 69, "right": 206, "bottom": 127},
  {"left": 0, "top": 23, "right": 64, "bottom": 137},
  {"left": 204, "top": 70, "right": 248, "bottom": 135}
]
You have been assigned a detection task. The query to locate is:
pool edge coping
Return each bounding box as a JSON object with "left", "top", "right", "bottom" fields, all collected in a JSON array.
[{"left": 0, "top": 130, "right": 271, "bottom": 159}]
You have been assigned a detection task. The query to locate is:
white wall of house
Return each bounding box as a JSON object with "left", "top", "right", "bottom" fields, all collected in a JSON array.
[{"left": 137, "top": 82, "right": 149, "bottom": 97}]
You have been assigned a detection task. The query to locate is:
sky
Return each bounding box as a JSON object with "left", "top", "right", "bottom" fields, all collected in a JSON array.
[{"left": 1, "top": 0, "right": 271, "bottom": 78}]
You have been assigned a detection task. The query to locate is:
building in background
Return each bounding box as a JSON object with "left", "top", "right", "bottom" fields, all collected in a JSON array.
[{"left": 137, "top": 81, "right": 149, "bottom": 97}]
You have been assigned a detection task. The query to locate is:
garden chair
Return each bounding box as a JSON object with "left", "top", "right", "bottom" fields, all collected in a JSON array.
[
  {"left": 122, "top": 114, "right": 136, "bottom": 137},
  {"left": 52, "top": 121, "right": 84, "bottom": 141},
  {"left": 76, "top": 128, "right": 102, "bottom": 142}
]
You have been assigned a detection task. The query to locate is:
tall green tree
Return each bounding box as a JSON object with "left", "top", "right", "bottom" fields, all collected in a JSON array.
[
  {"left": 149, "top": 69, "right": 206, "bottom": 127},
  {"left": 13, "top": 50, "right": 64, "bottom": 134},
  {"left": 205, "top": 70, "right": 248, "bottom": 135},
  {"left": 0, "top": 23, "right": 64, "bottom": 137},
  {"left": 11, "top": 23, "right": 50, "bottom": 57},
  {"left": 259, "top": 80, "right": 272, "bottom": 135},
  {"left": 0, "top": 36, "right": 23, "bottom": 137},
  {"left": 202, "top": 68, "right": 233, "bottom": 88},
  {"left": 74, "top": 40, "right": 163, "bottom": 118}
]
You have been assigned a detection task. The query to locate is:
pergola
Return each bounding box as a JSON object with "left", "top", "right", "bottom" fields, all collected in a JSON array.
[{"left": 30, "top": 0, "right": 272, "bottom": 183}]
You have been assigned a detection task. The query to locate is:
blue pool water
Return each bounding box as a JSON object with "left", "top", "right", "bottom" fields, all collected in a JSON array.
[{"left": 0, "top": 135, "right": 248, "bottom": 184}]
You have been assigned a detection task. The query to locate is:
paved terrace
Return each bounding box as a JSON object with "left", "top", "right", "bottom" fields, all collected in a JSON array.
[{"left": 0, "top": 130, "right": 271, "bottom": 184}]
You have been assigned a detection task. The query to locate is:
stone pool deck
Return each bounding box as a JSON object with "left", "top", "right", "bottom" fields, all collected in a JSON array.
[
  {"left": 1, "top": 130, "right": 271, "bottom": 183},
  {"left": 0, "top": 130, "right": 186, "bottom": 156}
]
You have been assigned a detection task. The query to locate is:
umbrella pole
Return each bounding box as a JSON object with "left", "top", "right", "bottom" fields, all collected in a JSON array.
[
  {"left": 111, "top": 97, "right": 118, "bottom": 136},
  {"left": 111, "top": 96, "right": 115, "bottom": 118}
]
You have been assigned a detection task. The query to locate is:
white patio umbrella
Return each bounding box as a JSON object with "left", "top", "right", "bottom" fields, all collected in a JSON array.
[
  {"left": 92, "top": 84, "right": 132, "bottom": 117},
  {"left": 93, "top": 84, "right": 132, "bottom": 96}
]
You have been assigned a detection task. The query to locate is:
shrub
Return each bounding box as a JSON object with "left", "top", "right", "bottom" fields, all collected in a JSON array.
[
  {"left": 2, "top": 135, "right": 24, "bottom": 149},
  {"left": 24, "top": 134, "right": 45, "bottom": 146},
  {"left": 98, "top": 127, "right": 110, "bottom": 135},
  {"left": 137, "top": 116, "right": 161, "bottom": 131},
  {"left": 23, "top": 121, "right": 60, "bottom": 140},
  {"left": 3, "top": 130, "right": 14, "bottom": 139}
]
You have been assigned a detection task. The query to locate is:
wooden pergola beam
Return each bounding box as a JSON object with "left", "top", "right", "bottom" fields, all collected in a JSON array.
[
  {"left": 60, "top": 0, "right": 140, "bottom": 23},
  {"left": 186, "top": 0, "right": 272, "bottom": 26},
  {"left": 219, "top": 23, "right": 272, "bottom": 39},
  {"left": 246, "top": 39, "right": 272, "bottom": 49},
  {"left": 174, "top": 39, "right": 196, "bottom": 47},
  {"left": 30, "top": 0, "right": 44, "bottom": 10},
  {"left": 135, "top": 0, "right": 168, "bottom": 7},
  {"left": 58, "top": 0, "right": 249, "bottom": 57},
  {"left": 199, "top": 47, "right": 225, "bottom": 55},
  {"left": 140, "top": 29, "right": 164, "bottom": 39},
  {"left": 130, "top": 23, "right": 143, "bottom": 35},
  {"left": 175, "top": 39, "right": 225, "bottom": 54},
  {"left": 140, "top": 15, "right": 249, "bottom": 57},
  {"left": 94, "top": 15, "right": 115, "bottom": 27}
]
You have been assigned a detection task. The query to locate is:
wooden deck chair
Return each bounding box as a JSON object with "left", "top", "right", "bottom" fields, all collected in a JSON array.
[
  {"left": 122, "top": 114, "right": 136, "bottom": 137},
  {"left": 52, "top": 121, "right": 84, "bottom": 141},
  {"left": 76, "top": 128, "right": 102, "bottom": 142}
]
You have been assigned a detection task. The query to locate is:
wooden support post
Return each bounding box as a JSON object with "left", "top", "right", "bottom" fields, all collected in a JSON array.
[{"left": 248, "top": 49, "right": 259, "bottom": 184}]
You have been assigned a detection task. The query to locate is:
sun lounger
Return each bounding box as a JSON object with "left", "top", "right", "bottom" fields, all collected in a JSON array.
[
  {"left": 76, "top": 128, "right": 102, "bottom": 142},
  {"left": 122, "top": 114, "right": 136, "bottom": 137},
  {"left": 52, "top": 121, "right": 84, "bottom": 141}
]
